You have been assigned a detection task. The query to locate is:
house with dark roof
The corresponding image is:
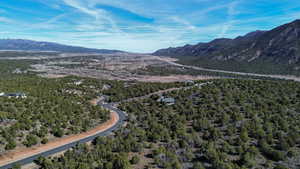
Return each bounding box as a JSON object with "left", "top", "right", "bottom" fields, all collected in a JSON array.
[
  {"left": 157, "top": 96, "right": 175, "bottom": 105},
  {"left": 184, "top": 80, "right": 195, "bottom": 85}
]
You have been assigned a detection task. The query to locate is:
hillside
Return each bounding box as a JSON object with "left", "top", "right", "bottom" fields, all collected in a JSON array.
[
  {"left": 154, "top": 19, "right": 300, "bottom": 75},
  {"left": 0, "top": 39, "right": 123, "bottom": 54}
]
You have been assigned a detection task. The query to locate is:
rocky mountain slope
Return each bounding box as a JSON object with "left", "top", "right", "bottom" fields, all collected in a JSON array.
[
  {"left": 153, "top": 20, "right": 300, "bottom": 74},
  {"left": 0, "top": 39, "right": 123, "bottom": 54}
]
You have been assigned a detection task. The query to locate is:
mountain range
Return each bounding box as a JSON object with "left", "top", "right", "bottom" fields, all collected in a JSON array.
[
  {"left": 154, "top": 19, "right": 300, "bottom": 75},
  {"left": 0, "top": 39, "right": 123, "bottom": 54},
  {"left": 1, "top": 20, "right": 300, "bottom": 75}
]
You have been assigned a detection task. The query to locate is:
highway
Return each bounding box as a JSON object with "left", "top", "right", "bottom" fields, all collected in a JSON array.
[
  {"left": 163, "top": 58, "right": 300, "bottom": 82},
  {"left": 0, "top": 103, "right": 127, "bottom": 169}
]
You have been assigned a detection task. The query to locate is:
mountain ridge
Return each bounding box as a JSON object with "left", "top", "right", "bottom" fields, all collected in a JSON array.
[
  {"left": 0, "top": 39, "right": 124, "bottom": 54},
  {"left": 153, "top": 19, "right": 300, "bottom": 65}
]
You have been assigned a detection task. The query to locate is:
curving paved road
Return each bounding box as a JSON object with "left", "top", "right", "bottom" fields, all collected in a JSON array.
[
  {"left": 0, "top": 82, "right": 209, "bottom": 169},
  {"left": 0, "top": 103, "right": 127, "bottom": 169}
]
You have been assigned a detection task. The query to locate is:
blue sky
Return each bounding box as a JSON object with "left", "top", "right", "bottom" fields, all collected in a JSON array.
[{"left": 0, "top": 0, "right": 300, "bottom": 52}]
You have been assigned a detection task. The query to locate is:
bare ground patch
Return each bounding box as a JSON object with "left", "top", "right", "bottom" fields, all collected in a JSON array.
[{"left": 136, "top": 75, "right": 218, "bottom": 83}]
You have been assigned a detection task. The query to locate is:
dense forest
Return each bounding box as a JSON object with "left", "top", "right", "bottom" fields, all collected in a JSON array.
[
  {"left": 0, "top": 75, "right": 110, "bottom": 151},
  {"left": 0, "top": 60, "right": 35, "bottom": 75},
  {"left": 35, "top": 79, "right": 300, "bottom": 169}
]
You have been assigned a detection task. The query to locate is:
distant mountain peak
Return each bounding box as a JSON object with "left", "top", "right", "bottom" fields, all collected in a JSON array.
[
  {"left": 243, "top": 30, "right": 266, "bottom": 38},
  {"left": 292, "top": 19, "right": 300, "bottom": 23}
]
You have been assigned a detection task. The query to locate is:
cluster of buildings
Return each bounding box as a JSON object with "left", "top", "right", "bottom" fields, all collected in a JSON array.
[
  {"left": 12, "top": 68, "right": 28, "bottom": 74},
  {"left": 155, "top": 81, "right": 213, "bottom": 106},
  {"left": 0, "top": 92, "right": 27, "bottom": 99}
]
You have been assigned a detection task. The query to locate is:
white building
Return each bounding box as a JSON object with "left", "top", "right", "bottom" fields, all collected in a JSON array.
[
  {"left": 6, "top": 93, "right": 27, "bottom": 99},
  {"left": 74, "top": 80, "right": 83, "bottom": 86}
]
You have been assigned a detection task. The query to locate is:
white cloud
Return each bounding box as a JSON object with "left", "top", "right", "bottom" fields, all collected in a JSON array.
[
  {"left": 12, "top": 0, "right": 238, "bottom": 52},
  {"left": 27, "top": 14, "right": 67, "bottom": 30},
  {"left": 15, "top": 0, "right": 238, "bottom": 52},
  {"left": 218, "top": 1, "right": 240, "bottom": 37},
  {"left": 170, "top": 16, "right": 197, "bottom": 31},
  {"left": 0, "top": 17, "right": 14, "bottom": 23},
  {"left": 62, "top": 0, "right": 119, "bottom": 32},
  {"left": 3, "top": 0, "right": 300, "bottom": 52}
]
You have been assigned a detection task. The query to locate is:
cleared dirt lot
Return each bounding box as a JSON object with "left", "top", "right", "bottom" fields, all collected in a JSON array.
[
  {"left": 28, "top": 53, "right": 218, "bottom": 82},
  {"left": 136, "top": 75, "right": 217, "bottom": 83}
]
